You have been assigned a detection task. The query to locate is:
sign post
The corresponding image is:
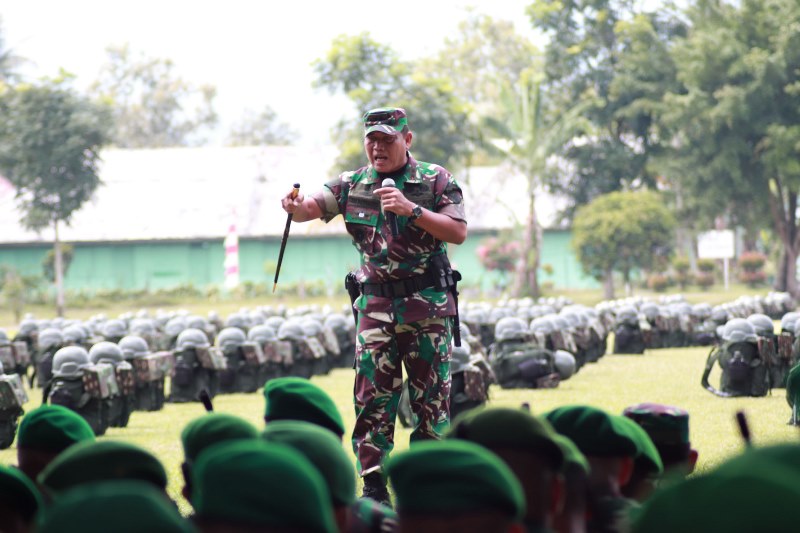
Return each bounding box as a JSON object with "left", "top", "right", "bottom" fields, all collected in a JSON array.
[{"left": 697, "top": 230, "right": 735, "bottom": 290}]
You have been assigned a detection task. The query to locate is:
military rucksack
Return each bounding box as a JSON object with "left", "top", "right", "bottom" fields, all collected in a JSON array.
[
  {"left": 702, "top": 319, "right": 769, "bottom": 398},
  {"left": 490, "top": 339, "right": 560, "bottom": 389}
]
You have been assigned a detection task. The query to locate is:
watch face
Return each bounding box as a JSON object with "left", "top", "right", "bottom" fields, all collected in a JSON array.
[{"left": 412, "top": 205, "right": 423, "bottom": 219}]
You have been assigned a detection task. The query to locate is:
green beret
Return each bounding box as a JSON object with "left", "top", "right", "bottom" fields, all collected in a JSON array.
[
  {"left": 38, "top": 441, "right": 167, "bottom": 495},
  {"left": 786, "top": 364, "right": 800, "bottom": 408},
  {"left": 37, "top": 480, "right": 193, "bottom": 533},
  {"left": 261, "top": 420, "right": 356, "bottom": 507},
  {"left": 181, "top": 413, "right": 258, "bottom": 464},
  {"left": 17, "top": 405, "right": 95, "bottom": 453},
  {"left": 447, "top": 407, "right": 564, "bottom": 470},
  {"left": 0, "top": 464, "right": 42, "bottom": 521},
  {"left": 633, "top": 449, "right": 800, "bottom": 533},
  {"left": 615, "top": 415, "right": 663, "bottom": 475},
  {"left": 623, "top": 403, "right": 690, "bottom": 446},
  {"left": 263, "top": 377, "right": 345, "bottom": 438},
  {"left": 552, "top": 434, "right": 590, "bottom": 475},
  {"left": 193, "top": 439, "right": 337, "bottom": 532},
  {"left": 387, "top": 440, "right": 525, "bottom": 520},
  {"left": 544, "top": 405, "right": 638, "bottom": 458}
]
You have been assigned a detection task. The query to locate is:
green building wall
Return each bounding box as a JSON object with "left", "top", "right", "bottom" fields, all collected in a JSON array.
[{"left": 0, "top": 229, "right": 598, "bottom": 292}]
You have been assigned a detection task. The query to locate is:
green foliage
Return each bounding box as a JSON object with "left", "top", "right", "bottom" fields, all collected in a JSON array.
[
  {"left": 696, "top": 258, "right": 716, "bottom": 273},
  {"left": 0, "top": 266, "right": 41, "bottom": 323},
  {"left": 226, "top": 106, "right": 297, "bottom": 146},
  {"left": 42, "top": 244, "right": 74, "bottom": 283},
  {"left": 647, "top": 272, "right": 670, "bottom": 292},
  {"left": 312, "top": 33, "right": 472, "bottom": 172},
  {"left": 672, "top": 255, "right": 691, "bottom": 289},
  {"left": 738, "top": 251, "right": 768, "bottom": 287},
  {"left": 694, "top": 271, "right": 715, "bottom": 290},
  {"left": 476, "top": 235, "right": 520, "bottom": 274},
  {"left": 91, "top": 44, "right": 218, "bottom": 148},
  {"left": 572, "top": 190, "right": 676, "bottom": 284}
]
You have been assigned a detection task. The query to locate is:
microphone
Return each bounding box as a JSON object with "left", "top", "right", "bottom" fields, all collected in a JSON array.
[{"left": 381, "top": 178, "right": 400, "bottom": 237}]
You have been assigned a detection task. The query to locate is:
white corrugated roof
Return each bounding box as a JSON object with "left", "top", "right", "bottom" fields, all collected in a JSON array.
[{"left": 0, "top": 146, "right": 563, "bottom": 243}]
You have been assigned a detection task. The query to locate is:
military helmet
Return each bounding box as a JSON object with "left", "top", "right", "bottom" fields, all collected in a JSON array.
[
  {"left": 691, "top": 303, "right": 713, "bottom": 319},
  {"left": 217, "top": 327, "right": 246, "bottom": 351},
  {"left": 559, "top": 312, "right": 581, "bottom": 330},
  {"left": 641, "top": 302, "right": 659, "bottom": 321},
  {"left": 323, "top": 314, "right": 348, "bottom": 333},
  {"left": 711, "top": 306, "right": 729, "bottom": 325},
  {"left": 38, "top": 328, "right": 65, "bottom": 351},
  {"left": 224, "top": 313, "right": 248, "bottom": 332},
  {"left": 301, "top": 319, "right": 323, "bottom": 337},
  {"left": 0, "top": 329, "right": 8, "bottom": 344},
  {"left": 450, "top": 343, "right": 473, "bottom": 374},
  {"left": 88, "top": 341, "right": 125, "bottom": 365},
  {"left": 553, "top": 350, "right": 577, "bottom": 380},
  {"left": 781, "top": 312, "right": 800, "bottom": 334},
  {"left": 277, "top": 320, "right": 306, "bottom": 342},
  {"left": 175, "top": 328, "right": 210, "bottom": 350},
  {"left": 101, "top": 319, "right": 127, "bottom": 339},
  {"left": 165, "top": 317, "right": 188, "bottom": 338},
  {"left": 186, "top": 315, "right": 209, "bottom": 331},
  {"left": 130, "top": 318, "right": 156, "bottom": 337},
  {"left": 459, "top": 322, "right": 473, "bottom": 341},
  {"left": 265, "top": 316, "right": 286, "bottom": 332},
  {"left": 494, "top": 316, "right": 529, "bottom": 342},
  {"left": 530, "top": 316, "right": 556, "bottom": 336},
  {"left": 52, "top": 346, "right": 91, "bottom": 379},
  {"left": 721, "top": 318, "right": 758, "bottom": 344},
  {"left": 247, "top": 324, "right": 277, "bottom": 344},
  {"left": 17, "top": 319, "right": 38, "bottom": 336},
  {"left": 615, "top": 306, "right": 638, "bottom": 327},
  {"left": 746, "top": 314, "right": 774, "bottom": 337},
  {"left": 62, "top": 325, "right": 88, "bottom": 345},
  {"left": 551, "top": 315, "right": 573, "bottom": 333},
  {"left": 118, "top": 335, "right": 150, "bottom": 359}
]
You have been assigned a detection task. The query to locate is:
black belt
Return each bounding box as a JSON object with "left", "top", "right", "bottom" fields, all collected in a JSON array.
[{"left": 360, "top": 271, "right": 438, "bottom": 298}]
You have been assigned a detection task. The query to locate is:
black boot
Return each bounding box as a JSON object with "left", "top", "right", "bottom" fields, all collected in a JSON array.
[{"left": 361, "top": 472, "right": 391, "bottom": 507}]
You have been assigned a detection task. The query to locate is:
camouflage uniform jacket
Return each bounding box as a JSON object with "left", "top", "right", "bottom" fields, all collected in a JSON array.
[{"left": 312, "top": 154, "right": 466, "bottom": 325}]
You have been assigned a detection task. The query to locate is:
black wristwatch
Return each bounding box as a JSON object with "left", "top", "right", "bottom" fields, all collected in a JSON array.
[{"left": 409, "top": 204, "right": 423, "bottom": 223}]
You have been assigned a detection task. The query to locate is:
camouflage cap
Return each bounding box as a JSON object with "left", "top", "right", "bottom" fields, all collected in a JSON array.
[
  {"left": 263, "top": 377, "right": 345, "bottom": 438},
  {"left": 363, "top": 107, "right": 408, "bottom": 136},
  {"left": 615, "top": 414, "right": 663, "bottom": 475},
  {"left": 0, "top": 464, "right": 42, "bottom": 522},
  {"left": 37, "top": 480, "right": 193, "bottom": 533},
  {"left": 181, "top": 413, "right": 259, "bottom": 464},
  {"left": 447, "top": 407, "right": 564, "bottom": 470},
  {"left": 544, "top": 405, "right": 639, "bottom": 458},
  {"left": 261, "top": 420, "right": 356, "bottom": 507},
  {"left": 38, "top": 440, "right": 168, "bottom": 495},
  {"left": 17, "top": 404, "right": 96, "bottom": 453},
  {"left": 387, "top": 440, "right": 525, "bottom": 520},
  {"left": 632, "top": 446, "right": 800, "bottom": 533},
  {"left": 623, "top": 403, "right": 690, "bottom": 447},
  {"left": 193, "top": 440, "right": 337, "bottom": 532}
]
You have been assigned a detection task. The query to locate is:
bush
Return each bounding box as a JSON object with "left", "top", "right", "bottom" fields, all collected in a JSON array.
[
  {"left": 738, "top": 251, "right": 767, "bottom": 271},
  {"left": 695, "top": 271, "right": 715, "bottom": 290},
  {"left": 739, "top": 270, "right": 767, "bottom": 287},
  {"left": 647, "top": 273, "right": 670, "bottom": 292},
  {"left": 697, "top": 258, "right": 717, "bottom": 273},
  {"left": 476, "top": 236, "right": 519, "bottom": 274},
  {"left": 672, "top": 256, "right": 691, "bottom": 289}
]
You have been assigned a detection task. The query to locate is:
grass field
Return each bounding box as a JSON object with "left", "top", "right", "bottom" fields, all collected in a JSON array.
[{"left": 2, "top": 339, "right": 798, "bottom": 514}]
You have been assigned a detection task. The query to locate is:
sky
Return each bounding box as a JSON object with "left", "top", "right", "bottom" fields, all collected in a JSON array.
[{"left": 2, "top": 0, "right": 539, "bottom": 146}]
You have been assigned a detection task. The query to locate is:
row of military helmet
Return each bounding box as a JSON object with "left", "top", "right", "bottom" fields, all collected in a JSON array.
[
  {"left": 0, "top": 307, "right": 360, "bottom": 445},
  {"left": 702, "top": 309, "right": 800, "bottom": 401}
]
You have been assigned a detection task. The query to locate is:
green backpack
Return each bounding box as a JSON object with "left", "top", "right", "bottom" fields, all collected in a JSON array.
[
  {"left": 490, "top": 340, "right": 559, "bottom": 389},
  {"left": 702, "top": 340, "right": 769, "bottom": 397}
]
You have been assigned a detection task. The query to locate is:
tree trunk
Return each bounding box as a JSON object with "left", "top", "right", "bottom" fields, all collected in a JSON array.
[
  {"left": 512, "top": 184, "right": 540, "bottom": 298},
  {"left": 767, "top": 183, "right": 800, "bottom": 296},
  {"left": 54, "top": 221, "right": 65, "bottom": 317},
  {"left": 603, "top": 269, "right": 615, "bottom": 300}
]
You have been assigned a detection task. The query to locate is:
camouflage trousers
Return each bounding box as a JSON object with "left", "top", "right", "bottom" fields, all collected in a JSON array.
[{"left": 352, "top": 314, "right": 452, "bottom": 476}]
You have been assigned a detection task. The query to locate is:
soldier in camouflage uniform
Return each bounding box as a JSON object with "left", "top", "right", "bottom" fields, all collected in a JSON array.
[{"left": 280, "top": 107, "right": 467, "bottom": 505}]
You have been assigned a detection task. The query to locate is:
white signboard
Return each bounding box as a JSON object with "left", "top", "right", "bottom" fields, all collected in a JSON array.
[{"left": 697, "top": 230, "right": 735, "bottom": 259}]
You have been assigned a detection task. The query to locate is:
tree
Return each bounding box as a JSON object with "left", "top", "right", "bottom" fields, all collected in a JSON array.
[
  {"left": 572, "top": 190, "right": 676, "bottom": 298},
  {"left": 226, "top": 106, "right": 297, "bottom": 146},
  {"left": 0, "top": 78, "right": 111, "bottom": 316},
  {"left": 0, "top": 17, "right": 24, "bottom": 84},
  {"left": 528, "top": 0, "right": 686, "bottom": 221},
  {"left": 313, "top": 33, "right": 472, "bottom": 172},
  {"left": 91, "top": 44, "right": 217, "bottom": 148},
  {"left": 662, "top": 0, "right": 800, "bottom": 294}
]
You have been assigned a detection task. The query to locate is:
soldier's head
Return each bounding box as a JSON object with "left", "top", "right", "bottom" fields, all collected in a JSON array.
[
  {"left": 494, "top": 317, "right": 529, "bottom": 343},
  {"left": 746, "top": 313, "right": 774, "bottom": 337},
  {"left": 277, "top": 320, "right": 306, "bottom": 342},
  {"left": 216, "top": 327, "right": 246, "bottom": 353},
  {"left": 16, "top": 405, "right": 95, "bottom": 485},
  {"left": 721, "top": 318, "right": 758, "bottom": 344},
  {"left": 180, "top": 413, "right": 258, "bottom": 504},
  {"left": 448, "top": 407, "right": 564, "bottom": 531},
  {"left": 623, "top": 403, "right": 697, "bottom": 481},
  {"left": 780, "top": 311, "right": 799, "bottom": 334},
  {"left": 262, "top": 377, "right": 345, "bottom": 439},
  {"left": 101, "top": 319, "right": 127, "bottom": 342},
  {"left": 388, "top": 440, "right": 526, "bottom": 533},
  {"left": 224, "top": 313, "right": 248, "bottom": 334},
  {"left": 0, "top": 464, "right": 42, "bottom": 533},
  {"left": 262, "top": 420, "right": 358, "bottom": 533},
  {"left": 553, "top": 350, "right": 577, "bottom": 380},
  {"left": 247, "top": 325, "right": 277, "bottom": 345},
  {"left": 192, "top": 440, "right": 337, "bottom": 533},
  {"left": 363, "top": 107, "right": 412, "bottom": 174},
  {"left": 37, "top": 328, "right": 64, "bottom": 353}
]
